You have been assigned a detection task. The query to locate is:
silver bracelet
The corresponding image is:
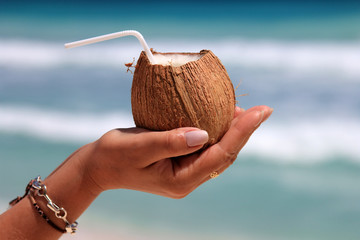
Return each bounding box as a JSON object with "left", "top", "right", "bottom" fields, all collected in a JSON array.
[{"left": 31, "top": 176, "right": 78, "bottom": 234}]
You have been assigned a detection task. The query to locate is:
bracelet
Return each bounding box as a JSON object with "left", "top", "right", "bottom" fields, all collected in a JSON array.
[
  {"left": 31, "top": 176, "right": 78, "bottom": 234},
  {"left": 28, "top": 193, "right": 66, "bottom": 233},
  {"left": 9, "top": 176, "right": 78, "bottom": 235}
]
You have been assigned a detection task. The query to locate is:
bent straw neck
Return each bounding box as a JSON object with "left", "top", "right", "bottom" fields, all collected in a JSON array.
[{"left": 64, "top": 30, "right": 156, "bottom": 64}]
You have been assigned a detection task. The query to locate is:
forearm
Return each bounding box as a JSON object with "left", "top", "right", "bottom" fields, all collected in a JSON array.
[
  {"left": 0, "top": 106, "right": 273, "bottom": 239},
  {"left": 0, "top": 143, "right": 102, "bottom": 240}
]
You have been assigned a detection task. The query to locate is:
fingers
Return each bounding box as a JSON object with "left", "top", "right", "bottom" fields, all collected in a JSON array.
[
  {"left": 217, "top": 106, "right": 273, "bottom": 157},
  {"left": 234, "top": 106, "right": 245, "bottom": 118},
  {"left": 136, "top": 128, "right": 209, "bottom": 166},
  {"left": 183, "top": 106, "right": 273, "bottom": 183},
  {"left": 141, "top": 106, "right": 253, "bottom": 168}
]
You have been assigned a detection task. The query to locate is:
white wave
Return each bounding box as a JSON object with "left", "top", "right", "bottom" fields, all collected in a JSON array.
[
  {"left": 243, "top": 117, "right": 360, "bottom": 164},
  {"left": 0, "top": 39, "right": 143, "bottom": 69},
  {"left": 1, "top": 38, "right": 360, "bottom": 80},
  {"left": 0, "top": 104, "right": 135, "bottom": 143},
  {"left": 1, "top": 104, "right": 359, "bottom": 164}
]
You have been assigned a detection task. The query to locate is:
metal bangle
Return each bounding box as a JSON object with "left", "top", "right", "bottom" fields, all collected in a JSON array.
[
  {"left": 31, "top": 176, "right": 78, "bottom": 234},
  {"left": 28, "top": 193, "right": 66, "bottom": 233}
]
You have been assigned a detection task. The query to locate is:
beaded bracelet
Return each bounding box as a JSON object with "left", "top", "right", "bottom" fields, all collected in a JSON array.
[{"left": 9, "top": 176, "right": 78, "bottom": 234}]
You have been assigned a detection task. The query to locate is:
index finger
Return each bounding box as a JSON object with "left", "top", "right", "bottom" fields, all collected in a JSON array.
[
  {"left": 219, "top": 105, "right": 273, "bottom": 157},
  {"left": 184, "top": 106, "right": 273, "bottom": 179}
]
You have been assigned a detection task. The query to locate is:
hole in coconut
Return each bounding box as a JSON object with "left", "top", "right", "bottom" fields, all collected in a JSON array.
[{"left": 152, "top": 53, "right": 202, "bottom": 67}]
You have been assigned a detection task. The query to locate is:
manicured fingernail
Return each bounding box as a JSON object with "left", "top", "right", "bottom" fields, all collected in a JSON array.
[
  {"left": 265, "top": 108, "right": 274, "bottom": 120},
  {"left": 255, "top": 110, "right": 265, "bottom": 127},
  {"left": 185, "top": 130, "right": 209, "bottom": 147},
  {"left": 235, "top": 106, "right": 245, "bottom": 112},
  {"left": 255, "top": 108, "right": 273, "bottom": 127}
]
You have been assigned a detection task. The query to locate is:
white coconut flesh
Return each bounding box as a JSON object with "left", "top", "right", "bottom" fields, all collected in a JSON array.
[{"left": 152, "top": 53, "right": 202, "bottom": 67}]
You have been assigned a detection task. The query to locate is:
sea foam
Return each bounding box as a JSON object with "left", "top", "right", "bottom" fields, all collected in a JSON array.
[
  {"left": 0, "top": 104, "right": 135, "bottom": 143},
  {"left": 1, "top": 105, "right": 359, "bottom": 164},
  {"left": 243, "top": 118, "right": 360, "bottom": 164},
  {"left": 1, "top": 38, "right": 360, "bottom": 80}
]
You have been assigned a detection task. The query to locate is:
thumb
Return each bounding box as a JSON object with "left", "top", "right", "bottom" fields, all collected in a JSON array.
[{"left": 140, "top": 128, "right": 209, "bottom": 165}]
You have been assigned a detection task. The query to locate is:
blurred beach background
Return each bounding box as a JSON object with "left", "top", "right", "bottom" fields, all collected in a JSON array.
[{"left": 1, "top": 1, "right": 360, "bottom": 239}]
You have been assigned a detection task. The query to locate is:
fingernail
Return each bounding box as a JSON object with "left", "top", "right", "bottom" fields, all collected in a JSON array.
[
  {"left": 264, "top": 108, "right": 274, "bottom": 121},
  {"left": 255, "top": 108, "right": 273, "bottom": 127},
  {"left": 255, "top": 110, "right": 265, "bottom": 127},
  {"left": 235, "top": 106, "right": 245, "bottom": 112},
  {"left": 185, "top": 130, "right": 209, "bottom": 147}
]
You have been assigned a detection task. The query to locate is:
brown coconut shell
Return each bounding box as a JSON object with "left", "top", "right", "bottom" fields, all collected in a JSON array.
[{"left": 131, "top": 49, "right": 235, "bottom": 147}]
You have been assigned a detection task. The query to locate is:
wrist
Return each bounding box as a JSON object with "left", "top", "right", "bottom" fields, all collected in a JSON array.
[
  {"left": 42, "top": 143, "right": 102, "bottom": 226},
  {"left": 79, "top": 141, "right": 106, "bottom": 195},
  {"left": 3, "top": 142, "right": 105, "bottom": 239},
  {"left": 28, "top": 178, "right": 76, "bottom": 234}
]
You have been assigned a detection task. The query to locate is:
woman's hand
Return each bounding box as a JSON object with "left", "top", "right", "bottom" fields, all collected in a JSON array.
[
  {"left": 0, "top": 105, "right": 272, "bottom": 240},
  {"left": 84, "top": 105, "right": 273, "bottom": 198}
]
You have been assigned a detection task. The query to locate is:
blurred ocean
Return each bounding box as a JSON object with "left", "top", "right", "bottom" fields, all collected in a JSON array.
[{"left": 1, "top": 1, "right": 360, "bottom": 239}]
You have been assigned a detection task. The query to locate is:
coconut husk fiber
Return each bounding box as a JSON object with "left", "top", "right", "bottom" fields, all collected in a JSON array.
[{"left": 131, "top": 49, "right": 235, "bottom": 147}]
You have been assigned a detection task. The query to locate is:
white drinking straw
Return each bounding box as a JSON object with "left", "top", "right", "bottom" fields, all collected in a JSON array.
[{"left": 64, "top": 30, "right": 156, "bottom": 64}]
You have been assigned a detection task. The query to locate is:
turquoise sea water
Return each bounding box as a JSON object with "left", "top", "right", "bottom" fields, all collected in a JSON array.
[{"left": 1, "top": 1, "right": 360, "bottom": 239}]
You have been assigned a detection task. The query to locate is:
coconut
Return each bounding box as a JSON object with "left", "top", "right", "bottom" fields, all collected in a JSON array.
[
  {"left": 131, "top": 50, "right": 235, "bottom": 147},
  {"left": 64, "top": 31, "right": 235, "bottom": 147}
]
